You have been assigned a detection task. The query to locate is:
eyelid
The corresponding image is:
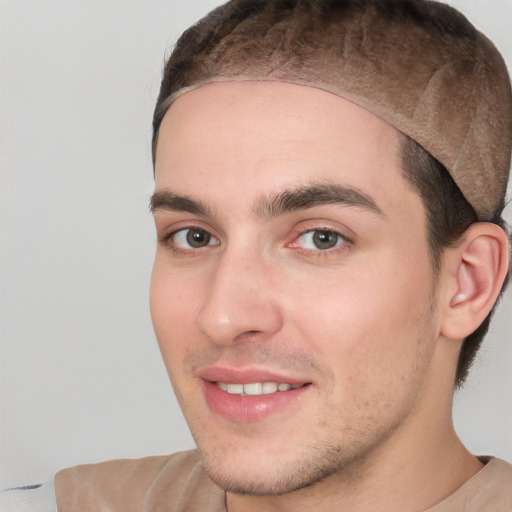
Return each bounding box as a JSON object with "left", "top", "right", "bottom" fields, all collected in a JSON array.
[
  {"left": 292, "top": 218, "right": 354, "bottom": 240},
  {"left": 286, "top": 222, "right": 355, "bottom": 254},
  {"left": 155, "top": 216, "right": 218, "bottom": 241},
  {"left": 298, "top": 229, "right": 349, "bottom": 247},
  {"left": 157, "top": 220, "right": 221, "bottom": 255}
]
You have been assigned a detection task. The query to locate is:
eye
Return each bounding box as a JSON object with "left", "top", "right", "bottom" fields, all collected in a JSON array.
[
  {"left": 296, "top": 229, "right": 346, "bottom": 250},
  {"left": 171, "top": 228, "right": 219, "bottom": 249}
]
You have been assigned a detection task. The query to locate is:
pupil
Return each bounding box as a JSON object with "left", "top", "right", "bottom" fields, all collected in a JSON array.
[
  {"left": 187, "top": 229, "right": 210, "bottom": 248},
  {"left": 312, "top": 230, "right": 338, "bottom": 249}
]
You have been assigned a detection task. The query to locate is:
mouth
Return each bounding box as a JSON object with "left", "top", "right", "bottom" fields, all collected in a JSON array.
[
  {"left": 199, "top": 368, "right": 313, "bottom": 422},
  {"left": 215, "top": 381, "right": 306, "bottom": 396}
]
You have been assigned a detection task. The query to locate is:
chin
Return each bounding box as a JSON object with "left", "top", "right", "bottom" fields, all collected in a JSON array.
[{"left": 196, "top": 440, "right": 353, "bottom": 496}]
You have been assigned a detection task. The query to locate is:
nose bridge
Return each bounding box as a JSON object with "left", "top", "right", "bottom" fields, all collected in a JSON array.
[{"left": 196, "top": 244, "right": 282, "bottom": 345}]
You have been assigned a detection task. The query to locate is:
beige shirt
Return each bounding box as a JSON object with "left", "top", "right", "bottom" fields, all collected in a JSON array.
[{"left": 54, "top": 450, "right": 512, "bottom": 512}]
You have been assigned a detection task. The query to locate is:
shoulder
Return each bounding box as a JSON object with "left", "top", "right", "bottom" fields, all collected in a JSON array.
[
  {"left": 470, "top": 457, "right": 512, "bottom": 509},
  {"left": 428, "top": 457, "right": 512, "bottom": 512},
  {"left": 54, "top": 450, "right": 225, "bottom": 512}
]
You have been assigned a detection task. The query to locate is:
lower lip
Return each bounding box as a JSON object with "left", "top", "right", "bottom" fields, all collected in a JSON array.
[{"left": 202, "top": 381, "right": 310, "bottom": 422}]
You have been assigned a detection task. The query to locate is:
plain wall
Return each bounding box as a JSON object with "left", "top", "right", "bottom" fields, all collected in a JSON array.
[{"left": 1, "top": 0, "right": 511, "bottom": 486}]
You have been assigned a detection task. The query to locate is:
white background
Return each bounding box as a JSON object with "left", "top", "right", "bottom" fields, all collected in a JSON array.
[{"left": 1, "top": 0, "right": 511, "bottom": 486}]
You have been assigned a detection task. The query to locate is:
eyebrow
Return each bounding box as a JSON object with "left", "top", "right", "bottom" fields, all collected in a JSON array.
[
  {"left": 254, "top": 183, "right": 383, "bottom": 219},
  {"left": 150, "top": 190, "right": 214, "bottom": 217},
  {"left": 150, "top": 182, "right": 383, "bottom": 219}
]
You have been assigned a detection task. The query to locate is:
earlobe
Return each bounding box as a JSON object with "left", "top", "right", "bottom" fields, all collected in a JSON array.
[{"left": 441, "top": 223, "right": 509, "bottom": 340}]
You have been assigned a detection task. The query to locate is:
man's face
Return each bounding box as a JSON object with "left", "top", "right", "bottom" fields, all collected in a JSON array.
[{"left": 151, "top": 81, "right": 443, "bottom": 494}]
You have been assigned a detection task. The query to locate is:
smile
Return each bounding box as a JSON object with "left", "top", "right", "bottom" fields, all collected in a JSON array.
[{"left": 216, "top": 381, "right": 305, "bottom": 396}]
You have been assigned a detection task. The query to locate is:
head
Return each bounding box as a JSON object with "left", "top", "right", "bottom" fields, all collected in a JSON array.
[
  {"left": 152, "top": 0, "right": 512, "bottom": 386},
  {"left": 149, "top": 0, "right": 511, "bottom": 497}
]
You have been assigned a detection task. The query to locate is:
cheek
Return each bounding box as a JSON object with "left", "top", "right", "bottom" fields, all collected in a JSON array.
[
  {"left": 289, "top": 254, "right": 436, "bottom": 387},
  {"left": 149, "top": 259, "right": 202, "bottom": 366}
]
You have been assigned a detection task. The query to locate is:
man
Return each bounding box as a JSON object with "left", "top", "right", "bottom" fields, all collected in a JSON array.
[{"left": 3, "top": 0, "right": 511, "bottom": 510}]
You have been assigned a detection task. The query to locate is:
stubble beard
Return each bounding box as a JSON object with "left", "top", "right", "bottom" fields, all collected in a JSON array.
[
  {"left": 183, "top": 288, "right": 440, "bottom": 497},
  {"left": 190, "top": 342, "right": 438, "bottom": 496},
  {"left": 191, "top": 408, "right": 409, "bottom": 497},
  {"left": 197, "top": 441, "right": 355, "bottom": 496}
]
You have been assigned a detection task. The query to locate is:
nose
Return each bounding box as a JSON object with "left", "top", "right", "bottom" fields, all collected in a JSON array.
[{"left": 195, "top": 249, "right": 283, "bottom": 345}]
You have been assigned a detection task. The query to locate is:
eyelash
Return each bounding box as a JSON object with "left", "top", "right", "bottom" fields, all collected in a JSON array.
[
  {"left": 291, "top": 227, "right": 353, "bottom": 255},
  {"left": 161, "top": 226, "right": 353, "bottom": 257},
  {"left": 161, "top": 227, "right": 219, "bottom": 256}
]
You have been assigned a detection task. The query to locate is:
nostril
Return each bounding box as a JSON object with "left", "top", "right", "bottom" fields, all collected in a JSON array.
[{"left": 235, "top": 330, "right": 263, "bottom": 342}]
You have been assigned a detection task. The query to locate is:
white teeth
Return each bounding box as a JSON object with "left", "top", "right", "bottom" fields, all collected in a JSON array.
[
  {"left": 216, "top": 381, "right": 303, "bottom": 396},
  {"left": 243, "top": 383, "right": 262, "bottom": 395},
  {"left": 226, "top": 383, "right": 244, "bottom": 394},
  {"left": 261, "top": 382, "right": 278, "bottom": 394}
]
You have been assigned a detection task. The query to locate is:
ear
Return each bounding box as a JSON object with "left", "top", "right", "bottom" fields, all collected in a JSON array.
[{"left": 440, "top": 222, "right": 509, "bottom": 340}]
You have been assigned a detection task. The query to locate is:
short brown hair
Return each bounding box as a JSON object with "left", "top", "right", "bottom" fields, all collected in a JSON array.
[
  {"left": 152, "top": 0, "right": 512, "bottom": 220},
  {"left": 401, "top": 136, "right": 509, "bottom": 386},
  {"left": 152, "top": 0, "right": 511, "bottom": 385}
]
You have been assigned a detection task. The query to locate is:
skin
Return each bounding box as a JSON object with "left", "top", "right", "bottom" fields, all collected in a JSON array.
[{"left": 150, "top": 81, "right": 484, "bottom": 512}]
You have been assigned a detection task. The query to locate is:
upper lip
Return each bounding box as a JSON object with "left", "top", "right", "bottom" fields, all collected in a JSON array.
[{"left": 198, "top": 366, "right": 311, "bottom": 385}]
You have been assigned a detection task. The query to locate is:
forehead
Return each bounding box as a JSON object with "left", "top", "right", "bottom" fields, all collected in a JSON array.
[
  {"left": 156, "top": 80, "right": 401, "bottom": 157},
  {"left": 154, "top": 81, "right": 417, "bottom": 219}
]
